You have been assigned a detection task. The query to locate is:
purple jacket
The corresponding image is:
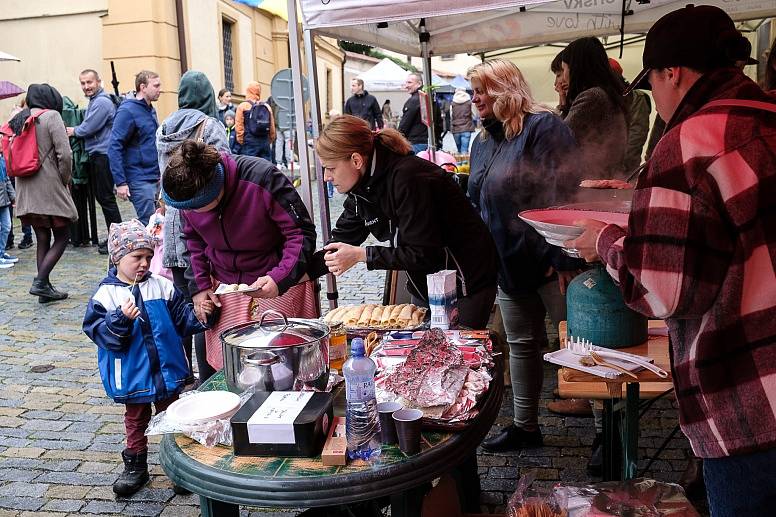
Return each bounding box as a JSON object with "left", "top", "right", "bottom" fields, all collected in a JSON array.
[{"left": 181, "top": 153, "right": 316, "bottom": 295}]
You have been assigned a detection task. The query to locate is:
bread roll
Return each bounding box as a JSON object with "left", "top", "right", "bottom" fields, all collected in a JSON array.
[
  {"left": 379, "top": 305, "right": 394, "bottom": 327},
  {"left": 409, "top": 307, "right": 426, "bottom": 327},
  {"left": 345, "top": 305, "right": 366, "bottom": 326},
  {"left": 369, "top": 306, "right": 385, "bottom": 327},
  {"left": 388, "top": 304, "right": 407, "bottom": 326},
  {"left": 397, "top": 304, "right": 415, "bottom": 328},
  {"left": 324, "top": 306, "right": 348, "bottom": 323},
  {"left": 356, "top": 304, "right": 376, "bottom": 327}
]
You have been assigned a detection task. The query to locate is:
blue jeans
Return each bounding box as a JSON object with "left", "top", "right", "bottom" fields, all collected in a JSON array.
[
  {"left": 241, "top": 137, "right": 272, "bottom": 162},
  {"left": 0, "top": 206, "right": 11, "bottom": 253},
  {"left": 128, "top": 181, "right": 159, "bottom": 225},
  {"left": 411, "top": 143, "right": 428, "bottom": 154},
  {"left": 703, "top": 448, "right": 776, "bottom": 516},
  {"left": 453, "top": 132, "right": 472, "bottom": 153},
  {"left": 497, "top": 282, "right": 566, "bottom": 431}
]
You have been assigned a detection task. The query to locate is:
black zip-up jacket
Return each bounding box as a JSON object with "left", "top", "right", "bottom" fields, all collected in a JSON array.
[
  {"left": 311, "top": 141, "right": 497, "bottom": 301},
  {"left": 344, "top": 91, "right": 384, "bottom": 130},
  {"left": 398, "top": 91, "right": 443, "bottom": 145}
]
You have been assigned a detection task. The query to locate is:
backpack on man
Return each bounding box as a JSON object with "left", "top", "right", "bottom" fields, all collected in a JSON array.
[
  {"left": 245, "top": 101, "right": 271, "bottom": 137},
  {"left": 0, "top": 110, "right": 49, "bottom": 177}
]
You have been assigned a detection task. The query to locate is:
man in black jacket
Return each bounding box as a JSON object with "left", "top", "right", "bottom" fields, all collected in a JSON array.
[
  {"left": 343, "top": 79, "right": 383, "bottom": 130},
  {"left": 398, "top": 73, "right": 443, "bottom": 153}
]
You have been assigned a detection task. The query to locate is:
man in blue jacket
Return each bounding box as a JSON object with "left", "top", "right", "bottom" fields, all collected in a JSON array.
[
  {"left": 67, "top": 69, "right": 122, "bottom": 253},
  {"left": 108, "top": 70, "right": 161, "bottom": 224}
]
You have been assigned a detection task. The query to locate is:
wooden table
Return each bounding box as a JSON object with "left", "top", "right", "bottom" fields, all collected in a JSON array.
[
  {"left": 160, "top": 361, "right": 503, "bottom": 517},
  {"left": 556, "top": 321, "right": 673, "bottom": 481}
]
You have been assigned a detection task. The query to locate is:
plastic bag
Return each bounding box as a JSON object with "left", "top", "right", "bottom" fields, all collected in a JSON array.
[
  {"left": 507, "top": 471, "right": 568, "bottom": 517},
  {"left": 145, "top": 388, "right": 255, "bottom": 447}
]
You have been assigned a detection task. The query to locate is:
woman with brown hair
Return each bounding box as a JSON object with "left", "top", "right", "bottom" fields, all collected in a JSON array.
[
  {"left": 466, "top": 60, "right": 582, "bottom": 452},
  {"left": 10, "top": 84, "right": 78, "bottom": 302},
  {"left": 312, "top": 114, "right": 497, "bottom": 329},
  {"left": 161, "top": 140, "right": 317, "bottom": 371}
]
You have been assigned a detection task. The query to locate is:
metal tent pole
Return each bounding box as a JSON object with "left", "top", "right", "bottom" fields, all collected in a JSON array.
[
  {"left": 287, "top": 0, "right": 314, "bottom": 214},
  {"left": 419, "top": 19, "right": 436, "bottom": 161},
  {"left": 304, "top": 28, "right": 339, "bottom": 310}
]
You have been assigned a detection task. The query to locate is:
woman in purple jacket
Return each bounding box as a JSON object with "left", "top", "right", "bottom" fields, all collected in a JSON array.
[{"left": 161, "top": 140, "right": 317, "bottom": 371}]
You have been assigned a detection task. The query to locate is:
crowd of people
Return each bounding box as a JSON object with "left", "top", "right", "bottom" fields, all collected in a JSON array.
[{"left": 0, "top": 4, "right": 775, "bottom": 514}]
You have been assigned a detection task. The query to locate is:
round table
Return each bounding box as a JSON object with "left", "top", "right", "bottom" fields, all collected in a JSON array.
[{"left": 160, "top": 363, "right": 503, "bottom": 517}]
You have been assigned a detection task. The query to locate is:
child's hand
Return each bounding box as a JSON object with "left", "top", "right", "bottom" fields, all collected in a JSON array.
[
  {"left": 121, "top": 297, "right": 141, "bottom": 320},
  {"left": 200, "top": 299, "right": 215, "bottom": 316}
]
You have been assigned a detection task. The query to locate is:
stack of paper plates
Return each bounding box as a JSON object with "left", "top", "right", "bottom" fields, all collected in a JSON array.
[{"left": 166, "top": 391, "right": 241, "bottom": 425}]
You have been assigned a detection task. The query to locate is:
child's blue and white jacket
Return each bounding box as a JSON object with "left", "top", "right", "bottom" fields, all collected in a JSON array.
[{"left": 83, "top": 269, "right": 209, "bottom": 404}]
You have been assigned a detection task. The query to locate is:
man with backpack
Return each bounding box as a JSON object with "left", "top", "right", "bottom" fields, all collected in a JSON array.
[
  {"left": 66, "top": 69, "right": 122, "bottom": 254},
  {"left": 235, "top": 81, "right": 275, "bottom": 161},
  {"left": 108, "top": 70, "right": 161, "bottom": 225}
]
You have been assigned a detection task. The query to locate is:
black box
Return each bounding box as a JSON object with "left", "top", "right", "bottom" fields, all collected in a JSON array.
[{"left": 231, "top": 391, "right": 334, "bottom": 457}]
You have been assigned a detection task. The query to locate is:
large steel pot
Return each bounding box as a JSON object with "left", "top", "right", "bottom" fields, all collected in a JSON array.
[{"left": 221, "top": 310, "right": 330, "bottom": 393}]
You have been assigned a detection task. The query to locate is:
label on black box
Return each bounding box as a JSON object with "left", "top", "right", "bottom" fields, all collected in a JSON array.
[{"left": 247, "top": 391, "right": 314, "bottom": 444}]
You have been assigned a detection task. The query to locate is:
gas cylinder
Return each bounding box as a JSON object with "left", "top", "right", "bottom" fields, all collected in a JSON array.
[{"left": 566, "top": 265, "right": 648, "bottom": 349}]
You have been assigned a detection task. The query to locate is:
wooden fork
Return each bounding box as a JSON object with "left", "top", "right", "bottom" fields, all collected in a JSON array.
[{"left": 589, "top": 351, "right": 638, "bottom": 379}]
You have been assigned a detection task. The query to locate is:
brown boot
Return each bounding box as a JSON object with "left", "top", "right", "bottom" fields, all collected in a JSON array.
[{"left": 547, "top": 398, "right": 593, "bottom": 417}]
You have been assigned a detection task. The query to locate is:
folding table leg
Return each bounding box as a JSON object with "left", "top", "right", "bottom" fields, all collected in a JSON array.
[{"left": 602, "top": 398, "right": 617, "bottom": 480}]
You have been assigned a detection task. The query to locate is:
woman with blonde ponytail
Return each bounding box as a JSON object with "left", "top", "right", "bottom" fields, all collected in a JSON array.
[
  {"left": 311, "top": 114, "right": 498, "bottom": 329},
  {"left": 467, "top": 60, "right": 584, "bottom": 453}
]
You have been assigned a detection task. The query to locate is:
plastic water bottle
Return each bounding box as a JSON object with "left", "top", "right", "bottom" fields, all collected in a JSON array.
[{"left": 342, "top": 338, "right": 381, "bottom": 461}]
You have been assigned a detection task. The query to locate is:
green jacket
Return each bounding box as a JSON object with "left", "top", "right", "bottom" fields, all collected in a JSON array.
[{"left": 62, "top": 97, "right": 90, "bottom": 185}]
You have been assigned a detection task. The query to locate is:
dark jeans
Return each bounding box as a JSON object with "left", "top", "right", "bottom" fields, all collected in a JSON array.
[
  {"left": 703, "top": 447, "right": 776, "bottom": 516},
  {"left": 411, "top": 143, "right": 428, "bottom": 154},
  {"left": 171, "top": 267, "right": 215, "bottom": 384},
  {"left": 240, "top": 137, "right": 272, "bottom": 162},
  {"left": 124, "top": 396, "right": 177, "bottom": 453},
  {"left": 127, "top": 180, "right": 159, "bottom": 225},
  {"left": 88, "top": 153, "right": 122, "bottom": 230}
]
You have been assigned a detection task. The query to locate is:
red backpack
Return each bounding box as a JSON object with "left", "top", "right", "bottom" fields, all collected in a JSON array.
[{"left": 0, "top": 109, "right": 48, "bottom": 177}]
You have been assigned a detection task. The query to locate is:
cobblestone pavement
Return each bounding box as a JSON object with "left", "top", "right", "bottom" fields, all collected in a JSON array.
[{"left": 0, "top": 187, "right": 708, "bottom": 516}]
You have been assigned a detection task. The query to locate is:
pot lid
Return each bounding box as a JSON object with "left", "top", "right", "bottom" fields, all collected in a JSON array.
[{"left": 220, "top": 310, "right": 328, "bottom": 349}]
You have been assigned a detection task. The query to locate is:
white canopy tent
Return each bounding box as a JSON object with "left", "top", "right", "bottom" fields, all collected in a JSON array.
[
  {"left": 287, "top": 0, "right": 775, "bottom": 308},
  {"left": 358, "top": 57, "right": 410, "bottom": 90}
]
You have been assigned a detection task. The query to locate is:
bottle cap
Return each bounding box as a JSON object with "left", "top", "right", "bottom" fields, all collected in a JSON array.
[{"left": 350, "top": 337, "right": 365, "bottom": 356}]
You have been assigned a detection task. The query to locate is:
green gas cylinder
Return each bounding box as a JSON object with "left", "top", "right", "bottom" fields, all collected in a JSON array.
[{"left": 566, "top": 265, "right": 648, "bottom": 349}]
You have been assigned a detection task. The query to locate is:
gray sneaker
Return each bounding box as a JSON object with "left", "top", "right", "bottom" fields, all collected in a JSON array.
[{"left": 0, "top": 259, "right": 15, "bottom": 269}]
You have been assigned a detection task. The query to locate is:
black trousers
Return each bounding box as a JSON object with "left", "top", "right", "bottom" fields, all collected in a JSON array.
[{"left": 88, "top": 153, "right": 122, "bottom": 230}]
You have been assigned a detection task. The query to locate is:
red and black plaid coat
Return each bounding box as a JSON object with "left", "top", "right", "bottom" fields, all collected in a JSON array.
[{"left": 597, "top": 68, "right": 776, "bottom": 458}]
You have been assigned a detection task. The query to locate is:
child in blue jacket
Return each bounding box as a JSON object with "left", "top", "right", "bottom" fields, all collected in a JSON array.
[{"left": 83, "top": 219, "right": 215, "bottom": 496}]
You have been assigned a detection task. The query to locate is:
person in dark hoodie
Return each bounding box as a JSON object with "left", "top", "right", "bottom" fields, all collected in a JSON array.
[
  {"left": 467, "top": 60, "right": 583, "bottom": 453},
  {"left": 108, "top": 70, "right": 162, "bottom": 224},
  {"left": 11, "top": 84, "right": 78, "bottom": 302},
  {"left": 161, "top": 140, "right": 317, "bottom": 373},
  {"left": 343, "top": 78, "right": 383, "bottom": 130},
  {"left": 313, "top": 114, "right": 498, "bottom": 329},
  {"left": 156, "top": 70, "right": 226, "bottom": 385}
]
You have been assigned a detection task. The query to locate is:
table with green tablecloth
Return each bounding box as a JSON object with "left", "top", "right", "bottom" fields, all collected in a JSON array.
[{"left": 160, "top": 361, "right": 503, "bottom": 517}]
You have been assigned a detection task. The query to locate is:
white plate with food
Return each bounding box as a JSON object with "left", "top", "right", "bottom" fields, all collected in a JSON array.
[
  {"left": 214, "top": 283, "right": 260, "bottom": 295},
  {"left": 323, "top": 303, "right": 427, "bottom": 330},
  {"left": 166, "top": 391, "right": 241, "bottom": 425},
  {"left": 519, "top": 207, "right": 629, "bottom": 257}
]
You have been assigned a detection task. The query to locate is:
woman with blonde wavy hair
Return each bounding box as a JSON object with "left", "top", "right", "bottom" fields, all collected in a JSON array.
[
  {"left": 467, "top": 60, "right": 583, "bottom": 453},
  {"left": 310, "top": 114, "right": 498, "bottom": 330}
]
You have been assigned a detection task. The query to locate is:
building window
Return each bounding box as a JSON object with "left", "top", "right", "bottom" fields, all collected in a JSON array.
[
  {"left": 440, "top": 54, "right": 455, "bottom": 61},
  {"left": 222, "top": 19, "right": 235, "bottom": 91}
]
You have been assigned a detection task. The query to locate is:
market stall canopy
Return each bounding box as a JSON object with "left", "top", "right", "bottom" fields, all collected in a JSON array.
[
  {"left": 358, "top": 57, "right": 412, "bottom": 90},
  {"left": 300, "top": 0, "right": 776, "bottom": 56}
]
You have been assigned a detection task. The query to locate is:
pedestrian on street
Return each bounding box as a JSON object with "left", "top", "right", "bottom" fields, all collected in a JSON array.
[
  {"left": 466, "top": 60, "right": 582, "bottom": 453},
  {"left": 216, "top": 88, "right": 235, "bottom": 125},
  {"left": 4, "top": 101, "right": 34, "bottom": 251},
  {"left": 235, "top": 81, "right": 275, "bottom": 162},
  {"left": 161, "top": 140, "right": 317, "bottom": 372},
  {"left": 313, "top": 114, "right": 498, "bottom": 329},
  {"left": 66, "top": 69, "right": 123, "bottom": 254},
  {"left": 450, "top": 88, "right": 475, "bottom": 153},
  {"left": 343, "top": 78, "right": 383, "bottom": 130},
  {"left": 398, "top": 73, "right": 442, "bottom": 153},
  {"left": 83, "top": 219, "right": 215, "bottom": 496},
  {"left": 569, "top": 6, "right": 776, "bottom": 516},
  {"left": 108, "top": 70, "right": 161, "bottom": 225},
  {"left": 10, "top": 84, "right": 78, "bottom": 302},
  {"left": 0, "top": 151, "right": 18, "bottom": 268},
  {"left": 156, "top": 69, "right": 228, "bottom": 384}
]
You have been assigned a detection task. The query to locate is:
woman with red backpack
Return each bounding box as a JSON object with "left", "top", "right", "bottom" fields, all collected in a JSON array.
[{"left": 8, "top": 84, "right": 77, "bottom": 302}]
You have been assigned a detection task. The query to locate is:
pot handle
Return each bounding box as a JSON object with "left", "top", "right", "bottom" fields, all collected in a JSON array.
[
  {"left": 259, "top": 309, "right": 289, "bottom": 333},
  {"left": 243, "top": 353, "right": 281, "bottom": 366}
]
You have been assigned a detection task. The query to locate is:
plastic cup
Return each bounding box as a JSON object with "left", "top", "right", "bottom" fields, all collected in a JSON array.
[
  {"left": 392, "top": 408, "right": 424, "bottom": 455},
  {"left": 377, "top": 402, "right": 402, "bottom": 444}
]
